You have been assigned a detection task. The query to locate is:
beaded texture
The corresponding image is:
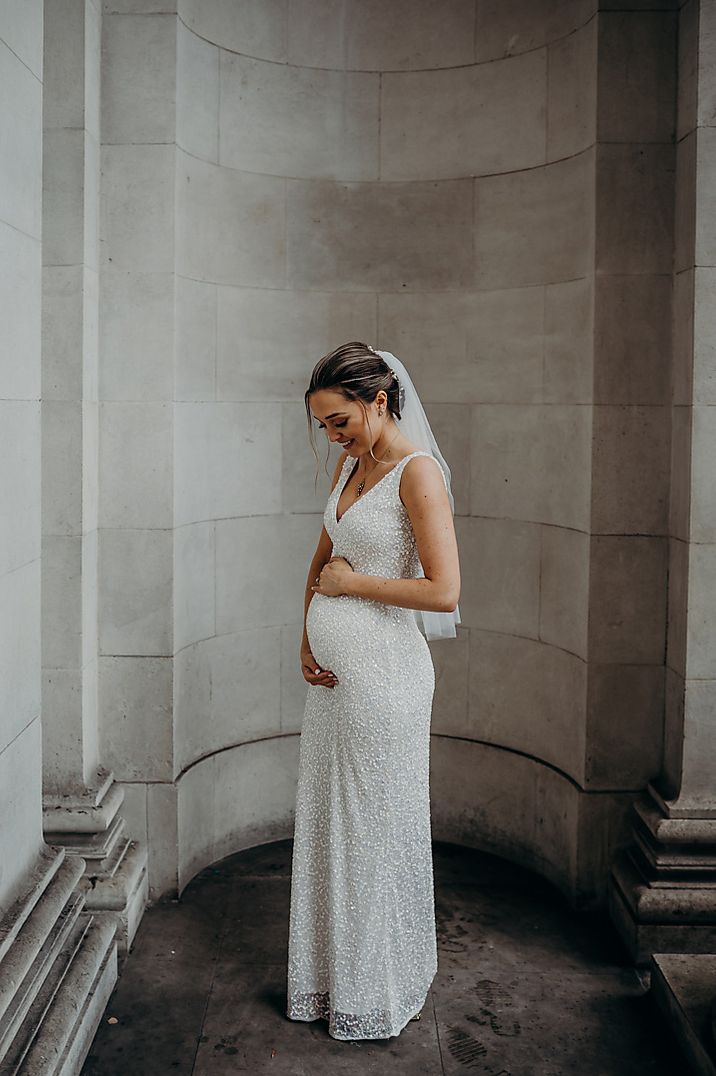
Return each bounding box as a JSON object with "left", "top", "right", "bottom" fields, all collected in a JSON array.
[{"left": 286, "top": 450, "right": 442, "bottom": 1040}]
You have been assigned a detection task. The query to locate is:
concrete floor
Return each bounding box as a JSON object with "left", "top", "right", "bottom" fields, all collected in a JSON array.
[{"left": 81, "top": 840, "right": 686, "bottom": 1075}]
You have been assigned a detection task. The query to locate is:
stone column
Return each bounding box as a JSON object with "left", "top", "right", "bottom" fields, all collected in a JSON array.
[
  {"left": 609, "top": 0, "right": 716, "bottom": 966},
  {"left": 41, "top": 0, "right": 147, "bottom": 962}
]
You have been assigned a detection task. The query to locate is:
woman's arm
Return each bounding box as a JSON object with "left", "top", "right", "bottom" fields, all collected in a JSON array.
[{"left": 342, "top": 455, "right": 460, "bottom": 613}]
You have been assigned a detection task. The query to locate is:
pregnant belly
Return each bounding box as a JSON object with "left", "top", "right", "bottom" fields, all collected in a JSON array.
[{"left": 306, "top": 592, "right": 420, "bottom": 680}]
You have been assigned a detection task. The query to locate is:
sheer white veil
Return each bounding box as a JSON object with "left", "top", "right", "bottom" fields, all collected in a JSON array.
[{"left": 373, "top": 348, "right": 461, "bottom": 642}]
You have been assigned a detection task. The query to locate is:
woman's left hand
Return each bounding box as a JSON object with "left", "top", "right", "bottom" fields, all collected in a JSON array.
[{"left": 311, "top": 557, "right": 354, "bottom": 597}]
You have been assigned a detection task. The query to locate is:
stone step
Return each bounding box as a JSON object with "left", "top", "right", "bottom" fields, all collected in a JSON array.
[
  {"left": 4, "top": 916, "right": 117, "bottom": 1075},
  {"left": 650, "top": 954, "right": 716, "bottom": 1076}
]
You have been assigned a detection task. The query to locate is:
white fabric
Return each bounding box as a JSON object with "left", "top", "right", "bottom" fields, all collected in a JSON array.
[
  {"left": 287, "top": 451, "right": 439, "bottom": 1039},
  {"left": 374, "top": 348, "right": 461, "bottom": 641}
]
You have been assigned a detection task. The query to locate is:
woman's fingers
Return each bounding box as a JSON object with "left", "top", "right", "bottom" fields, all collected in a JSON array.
[{"left": 301, "top": 662, "right": 338, "bottom": 687}]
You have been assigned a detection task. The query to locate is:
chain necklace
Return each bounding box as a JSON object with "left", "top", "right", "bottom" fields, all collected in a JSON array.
[{"left": 355, "top": 426, "right": 401, "bottom": 496}]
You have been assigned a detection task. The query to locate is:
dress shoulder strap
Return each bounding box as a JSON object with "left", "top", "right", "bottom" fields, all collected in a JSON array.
[{"left": 394, "top": 450, "right": 448, "bottom": 490}]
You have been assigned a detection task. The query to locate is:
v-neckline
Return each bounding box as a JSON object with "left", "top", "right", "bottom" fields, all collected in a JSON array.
[{"left": 334, "top": 451, "right": 419, "bottom": 525}]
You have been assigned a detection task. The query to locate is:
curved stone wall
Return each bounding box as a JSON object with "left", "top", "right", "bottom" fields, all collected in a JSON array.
[{"left": 171, "top": 0, "right": 609, "bottom": 903}]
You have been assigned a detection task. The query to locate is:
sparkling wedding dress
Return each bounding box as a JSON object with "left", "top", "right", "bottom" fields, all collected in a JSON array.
[{"left": 286, "top": 449, "right": 442, "bottom": 1040}]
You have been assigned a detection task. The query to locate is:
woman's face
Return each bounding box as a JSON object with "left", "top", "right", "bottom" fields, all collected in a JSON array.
[{"left": 309, "top": 389, "right": 382, "bottom": 453}]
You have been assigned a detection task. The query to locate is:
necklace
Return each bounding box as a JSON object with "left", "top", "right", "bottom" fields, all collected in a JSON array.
[{"left": 355, "top": 427, "right": 401, "bottom": 496}]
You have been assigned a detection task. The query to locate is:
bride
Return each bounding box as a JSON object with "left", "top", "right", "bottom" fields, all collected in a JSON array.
[{"left": 286, "top": 341, "right": 461, "bottom": 1041}]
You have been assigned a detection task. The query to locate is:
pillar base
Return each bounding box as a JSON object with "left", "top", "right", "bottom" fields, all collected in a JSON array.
[
  {"left": 0, "top": 845, "right": 118, "bottom": 1073},
  {"left": 608, "top": 787, "right": 716, "bottom": 964},
  {"left": 43, "top": 768, "right": 149, "bottom": 965}
]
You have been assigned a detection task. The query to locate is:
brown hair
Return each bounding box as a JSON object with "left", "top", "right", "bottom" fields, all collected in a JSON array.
[{"left": 305, "top": 341, "right": 405, "bottom": 478}]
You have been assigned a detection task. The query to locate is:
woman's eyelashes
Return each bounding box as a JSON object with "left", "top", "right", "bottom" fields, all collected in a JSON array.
[{"left": 317, "top": 420, "right": 347, "bottom": 430}]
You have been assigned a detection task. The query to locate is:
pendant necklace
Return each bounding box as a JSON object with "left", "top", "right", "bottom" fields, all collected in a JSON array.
[{"left": 356, "top": 427, "right": 401, "bottom": 496}]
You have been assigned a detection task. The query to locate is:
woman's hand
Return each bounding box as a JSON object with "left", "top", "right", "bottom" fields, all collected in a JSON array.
[
  {"left": 311, "top": 556, "right": 354, "bottom": 598},
  {"left": 300, "top": 644, "right": 338, "bottom": 689}
]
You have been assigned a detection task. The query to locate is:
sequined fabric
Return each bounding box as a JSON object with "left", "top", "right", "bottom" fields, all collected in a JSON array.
[{"left": 286, "top": 450, "right": 442, "bottom": 1040}]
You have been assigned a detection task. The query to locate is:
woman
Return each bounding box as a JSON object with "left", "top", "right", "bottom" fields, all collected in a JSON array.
[{"left": 286, "top": 341, "right": 461, "bottom": 1041}]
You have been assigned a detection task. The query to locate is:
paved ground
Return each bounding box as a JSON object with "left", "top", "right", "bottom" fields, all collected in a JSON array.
[{"left": 82, "top": 840, "right": 686, "bottom": 1075}]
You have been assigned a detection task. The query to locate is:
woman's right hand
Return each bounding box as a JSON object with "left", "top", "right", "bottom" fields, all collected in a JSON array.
[{"left": 300, "top": 645, "right": 338, "bottom": 688}]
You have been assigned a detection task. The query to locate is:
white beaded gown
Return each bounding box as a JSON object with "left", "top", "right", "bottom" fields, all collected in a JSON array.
[{"left": 286, "top": 449, "right": 443, "bottom": 1040}]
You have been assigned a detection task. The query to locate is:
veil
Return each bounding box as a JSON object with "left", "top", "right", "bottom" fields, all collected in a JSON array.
[{"left": 373, "top": 348, "right": 461, "bottom": 642}]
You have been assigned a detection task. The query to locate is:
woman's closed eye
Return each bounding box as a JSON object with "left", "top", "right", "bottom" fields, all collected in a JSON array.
[{"left": 318, "top": 420, "right": 347, "bottom": 430}]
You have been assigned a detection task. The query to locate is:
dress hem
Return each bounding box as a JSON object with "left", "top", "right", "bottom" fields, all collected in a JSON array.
[{"left": 285, "top": 981, "right": 433, "bottom": 1041}]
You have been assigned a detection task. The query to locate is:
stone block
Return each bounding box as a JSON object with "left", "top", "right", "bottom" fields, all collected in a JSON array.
[
  {"left": 669, "top": 406, "right": 692, "bottom": 542},
  {"left": 667, "top": 537, "right": 689, "bottom": 678},
  {"left": 687, "top": 543, "right": 716, "bottom": 678},
  {"left": 543, "top": 278, "right": 594, "bottom": 404},
  {"left": 287, "top": 0, "right": 475, "bottom": 70},
  {"left": 175, "top": 276, "right": 217, "bottom": 401},
  {"left": 476, "top": 151, "right": 594, "bottom": 289},
  {"left": 379, "top": 285, "right": 545, "bottom": 404},
  {"left": 43, "top": 0, "right": 85, "bottom": 130},
  {"left": 220, "top": 54, "right": 379, "bottom": 180},
  {"left": 176, "top": 737, "right": 300, "bottom": 894},
  {"left": 674, "top": 131, "right": 696, "bottom": 274},
  {"left": 99, "top": 656, "right": 173, "bottom": 781},
  {"left": 0, "top": 561, "right": 41, "bottom": 746},
  {"left": 282, "top": 400, "right": 344, "bottom": 516},
  {"left": 475, "top": 0, "right": 595, "bottom": 62},
  {"left": 588, "top": 535, "right": 668, "bottom": 665},
  {"left": 455, "top": 515, "right": 541, "bottom": 638},
  {"left": 176, "top": 151, "right": 285, "bottom": 287},
  {"left": 468, "top": 630, "right": 587, "bottom": 784},
  {"left": 98, "top": 528, "right": 173, "bottom": 655},
  {"left": 594, "top": 275, "right": 671, "bottom": 405},
  {"left": 428, "top": 625, "right": 470, "bottom": 737},
  {"left": 596, "top": 143, "right": 675, "bottom": 275},
  {"left": 215, "top": 512, "right": 321, "bottom": 633},
  {"left": 174, "top": 521, "right": 215, "bottom": 653},
  {"left": 174, "top": 627, "right": 282, "bottom": 773},
  {"left": 101, "top": 143, "right": 175, "bottom": 272},
  {"left": 696, "top": 127, "right": 716, "bottom": 266},
  {"left": 287, "top": 177, "right": 473, "bottom": 291},
  {"left": 101, "top": 12, "right": 176, "bottom": 144},
  {"left": 547, "top": 18, "right": 597, "bottom": 161},
  {"left": 174, "top": 401, "right": 282, "bottom": 526},
  {"left": 42, "top": 535, "right": 81, "bottom": 669},
  {"left": 422, "top": 404, "right": 471, "bottom": 516},
  {"left": 597, "top": 11, "right": 676, "bottom": 144},
  {"left": 694, "top": 268, "right": 716, "bottom": 403},
  {"left": 42, "top": 265, "right": 82, "bottom": 401},
  {"left": 672, "top": 268, "right": 695, "bottom": 407},
  {"left": 690, "top": 406, "right": 716, "bottom": 543},
  {"left": 591, "top": 405, "right": 670, "bottom": 535},
  {"left": 677, "top": 0, "right": 698, "bottom": 140},
  {"left": 99, "top": 401, "right": 172, "bottom": 528},
  {"left": 586, "top": 663, "right": 664, "bottom": 789},
  {"left": 679, "top": 679, "right": 716, "bottom": 806},
  {"left": 0, "top": 0, "right": 42, "bottom": 78},
  {"left": 100, "top": 271, "right": 174, "bottom": 400},
  {"left": 0, "top": 40, "right": 41, "bottom": 239},
  {"left": 470, "top": 404, "right": 591, "bottom": 530},
  {"left": 42, "top": 127, "right": 85, "bottom": 267},
  {"left": 540, "top": 525, "right": 590, "bottom": 660},
  {"left": 1, "top": 223, "right": 40, "bottom": 400},
  {"left": 698, "top": 0, "right": 716, "bottom": 127},
  {"left": 43, "top": 399, "right": 81, "bottom": 535},
  {"left": 147, "top": 780, "right": 177, "bottom": 898},
  {"left": 118, "top": 781, "right": 148, "bottom": 846},
  {"left": 381, "top": 50, "right": 546, "bottom": 180},
  {"left": 0, "top": 402, "right": 41, "bottom": 571},
  {"left": 0, "top": 717, "right": 42, "bottom": 910},
  {"left": 181, "top": 0, "right": 287, "bottom": 62},
  {"left": 216, "top": 286, "right": 376, "bottom": 401},
  {"left": 177, "top": 22, "right": 218, "bottom": 162}
]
